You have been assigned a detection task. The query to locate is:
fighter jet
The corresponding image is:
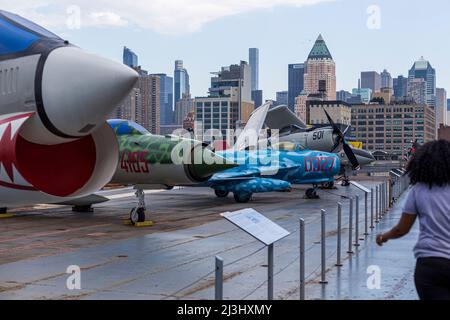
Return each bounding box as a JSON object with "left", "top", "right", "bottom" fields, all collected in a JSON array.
[
  {"left": 235, "top": 102, "right": 375, "bottom": 186},
  {"left": 71, "top": 120, "right": 237, "bottom": 224},
  {"left": 0, "top": 11, "right": 138, "bottom": 208},
  {"left": 208, "top": 143, "right": 341, "bottom": 203}
]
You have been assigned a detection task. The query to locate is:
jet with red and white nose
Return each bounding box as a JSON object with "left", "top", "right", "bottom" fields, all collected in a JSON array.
[{"left": 0, "top": 10, "right": 138, "bottom": 207}]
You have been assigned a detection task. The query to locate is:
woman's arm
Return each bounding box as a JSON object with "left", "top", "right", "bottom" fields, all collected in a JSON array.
[{"left": 376, "top": 213, "right": 417, "bottom": 246}]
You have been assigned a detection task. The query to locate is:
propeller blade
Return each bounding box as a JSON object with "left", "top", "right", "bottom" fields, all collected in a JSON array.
[
  {"left": 343, "top": 142, "right": 360, "bottom": 171},
  {"left": 342, "top": 125, "right": 351, "bottom": 136}
]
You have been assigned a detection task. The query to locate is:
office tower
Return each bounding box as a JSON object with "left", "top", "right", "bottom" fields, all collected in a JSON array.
[
  {"left": 308, "top": 100, "right": 351, "bottom": 132},
  {"left": 152, "top": 73, "right": 174, "bottom": 125},
  {"left": 436, "top": 88, "right": 447, "bottom": 129},
  {"left": 294, "top": 92, "right": 308, "bottom": 123},
  {"left": 408, "top": 57, "right": 436, "bottom": 107},
  {"left": 303, "top": 34, "right": 336, "bottom": 101},
  {"left": 175, "top": 93, "right": 195, "bottom": 125},
  {"left": 249, "top": 48, "right": 259, "bottom": 91},
  {"left": 123, "top": 46, "right": 138, "bottom": 68},
  {"left": 195, "top": 61, "right": 254, "bottom": 142},
  {"left": 407, "top": 78, "right": 427, "bottom": 105},
  {"left": 393, "top": 75, "right": 408, "bottom": 98},
  {"left": 351, "top": 88, "right": 372, "bottom": 104},
  {"left": 380, "top": 69, "right": 393, "bottom": 89},
  {"left": 114, "top": 67, "right": 160, "bottom": 134},
  {"left": 351, "top": 102, "right": 436, "bottom": 159},
  {"left": 174, "top": 60, "right": 190, "bottom": 105},
  {"left": 372, "top": 87, "right": 394, "bottom": 104},
  {"left": 276, "top": 91, "right": 289, "bottom": 106},
  {"left": 361, "top": 71, "right": 381, "bottom": 93},
  {"left": 251, "top": 90, "right": 263, "bottom": 108},
  {"left": 288, "top": 63, "right": 305, "bottom": 111},
  {"left": 336, "top": 90, "right": 352, "bottom": 102}
]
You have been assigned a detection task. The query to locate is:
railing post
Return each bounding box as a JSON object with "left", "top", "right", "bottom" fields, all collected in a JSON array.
[
  {"left": 268, "top": 244, "right": 274, "bottom": 300},
  {"left": 320, "top": 209, "right": 328, "bottom": 284},
  {"left": 354, "top": 195, "right": 360, "bottom": 247},
  {"left": 299, "top": 218, "right": 305, "bottom": 300},
  {"left": 336, "top": 203, "right": 343, "bottom": 267},
  {"left": 375, "top": 185, "right": 379, "bottom": 223},
  {"left": 215, "top": 256, "right": 224, "bottom": 300},
  {"left": 364, "top": 192, "right": 369, "bottom": 236},
  {"left": 370, "top": 188, "right": 374, "bottom": 229},
  {"left": 347, "top": 198, "right": 354, "bottom": 254}
]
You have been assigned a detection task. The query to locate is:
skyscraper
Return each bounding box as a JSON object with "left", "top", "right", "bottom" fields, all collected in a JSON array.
[
  {"left": 303, "top": 34, "right": 336, "bottom": 101},
  {"left": 251, "top": 90, "right": 263, "bottom": 108},
  {"left": 288, "top": 63, "right": 305, "bottom": 111},
  {"left": 408, "top": 57, "right": 436, "bottom": 107},
  {"left": 276, "top": 91, "right": 289, "bottom": 106},
  {"left": 407, "top": 78, "right": 427, "bottom": 105},
  {"left": 152, "top": 73, "right": 174, "bottom": 125},
  {"left": 361, "top": 71, "right": 381, "bottom": 93},
  {"left": 393, "top": 75, "right": 408, "bottom": 98},
  {"left": 114, "top": 67, "right": 160, "bottom": 134},
  {"left": 123, "top": 46, "right": 138, "bottom": 68},
  {"left": 249, "top": 48, "right": 259, "bottom": 91},
  {"left": 436, "top": 88, "right": 447, "bottom": 129},
  {"left": 380, "top": 69, "right": 393, "bottom": 89},
  {"left": 174, "top": 60, "right": 190, "bottom": 106}
]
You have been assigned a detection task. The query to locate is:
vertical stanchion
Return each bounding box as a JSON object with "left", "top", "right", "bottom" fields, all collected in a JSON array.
[
  {"left": 375, "top": 185, "right": 379, "bottom": 223},
  {"left": 336, "top": 203, "right": 343, "bottom": 267},
  {"left": 320, "top": 209, "right": 328, "bottom": 284},
  {"left": 379, "top": 184, "right": 382, "bottom": 218},
  {"left": 364, "top": 192, "right": 369, "bottom": 236},
  {"left": 347, "top": 198, "right": 354, "bottom": 254},
  {"left": 354, "top": 195, "right": 360, "bottom": 247},
  {"left": 299, "top": 219, "right": 305, "bottom": 300},
  {"left": 370, "top": 188, "right": 374, "bottom": 229},
  {"left": 215, "top": 256, "right": 224, "bottom": 300},
  {"left": 268, "top": 244, "right": 274, "bottom": 300}
]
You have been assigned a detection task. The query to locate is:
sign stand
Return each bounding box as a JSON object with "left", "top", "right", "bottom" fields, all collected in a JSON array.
[{"left": 221, "top": 208, "right": 290, "bottom": 300}]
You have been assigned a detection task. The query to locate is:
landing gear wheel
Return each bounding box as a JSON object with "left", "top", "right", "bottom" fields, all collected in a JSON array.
[
  {"left": 341, "top": 180, "right": 350, "bottom": 187},
  {"left": 305, "top": 188, "right": 319, "bottom": 199},
  {"left": 215, "top": 190, "right": 229, "bottom": 198},
  {"left": 130, "top": 207, "right": 146, "bottom": 225},
  {"left": 234, "top": 192, "right": 252, "bottom": 203}
]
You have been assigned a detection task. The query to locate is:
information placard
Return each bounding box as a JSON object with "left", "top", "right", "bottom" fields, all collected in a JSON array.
[{"left": 221, "top": 208, "right": 290, "bottom": 246}]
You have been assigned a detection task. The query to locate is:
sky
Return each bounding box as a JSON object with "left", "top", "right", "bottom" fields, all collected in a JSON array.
[{"left": 2, "top": 0, "right": 449, "bottom": 100}]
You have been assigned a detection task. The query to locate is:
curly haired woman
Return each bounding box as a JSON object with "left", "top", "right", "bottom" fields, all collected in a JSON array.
[{"left": 376, "top": 140, "right": 450, "bottom": 300}]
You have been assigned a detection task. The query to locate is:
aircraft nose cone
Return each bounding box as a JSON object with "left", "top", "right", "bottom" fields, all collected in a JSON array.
[{"left": 41, "top": 47, "right": 138, "bottom": 137}]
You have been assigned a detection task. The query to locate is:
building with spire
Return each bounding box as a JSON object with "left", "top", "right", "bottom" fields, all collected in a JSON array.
[{"left": 303, "top": 34, "right": 336, "bottom": 100}]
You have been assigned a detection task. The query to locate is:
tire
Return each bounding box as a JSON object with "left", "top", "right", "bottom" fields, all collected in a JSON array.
[
  {"left": 215, "top": 189, "right": 229, "bottom": 198},
  {"left": 130, "top": 207, "right": 146, "bottom": 225},
  {"left": 305, "top": 188, "right": 318, "bottom": 199},
  {"left": 234, "top": 192, "right": 252, "bottom": 203}
]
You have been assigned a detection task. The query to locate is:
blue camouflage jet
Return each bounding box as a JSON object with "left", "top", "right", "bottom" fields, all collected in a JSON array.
[{"left": 207, "top": 142, "right": 342, "bottom": 203}]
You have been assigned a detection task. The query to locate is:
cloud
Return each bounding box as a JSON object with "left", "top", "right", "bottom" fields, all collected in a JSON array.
[{"left": 0, "top": 0, "right": 333, "bottom": 35}]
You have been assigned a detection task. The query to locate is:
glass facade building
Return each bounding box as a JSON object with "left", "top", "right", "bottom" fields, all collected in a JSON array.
[
  {"left": 123, "top": 46, "right": 138, "bottom": 68},
  {"left": 288, "top": 63, "right": 305, "bottom": 112},
  {"left": 174, "top": 60, "right": 190, "bottom": 106},
  {"left": 153, "top": 73, "right": 174, "bottom": 125},
  {"left": 249, "top": 48, "right": 259, "bottom": 91},
  {"left": 408, "top": 57, "right": 436, "bottom": 108}
]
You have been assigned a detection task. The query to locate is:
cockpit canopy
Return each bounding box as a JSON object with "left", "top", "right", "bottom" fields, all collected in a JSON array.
[
  {"left": 272, "top": 141, "right": 307, "bottom": 152},
  {"left": 0, "top": 10, "right": 62, "bottom": 56},
  {"left": 108, "top": 119, "right": 151, "bottom": 136}
]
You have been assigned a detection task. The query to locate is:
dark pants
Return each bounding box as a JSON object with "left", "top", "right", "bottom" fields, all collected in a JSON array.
[{"left": 415, "top": 257, "right": 450, "bottom": 300}]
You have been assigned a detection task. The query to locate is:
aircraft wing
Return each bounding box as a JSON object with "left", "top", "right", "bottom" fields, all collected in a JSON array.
[{"left": 265, "top": 105, "right": 307, "bottom": 130}]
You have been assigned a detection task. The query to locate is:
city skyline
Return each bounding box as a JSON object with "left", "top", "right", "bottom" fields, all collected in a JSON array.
[{"left": 3, "top": 0, "right": 449, "bottom": 100}]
